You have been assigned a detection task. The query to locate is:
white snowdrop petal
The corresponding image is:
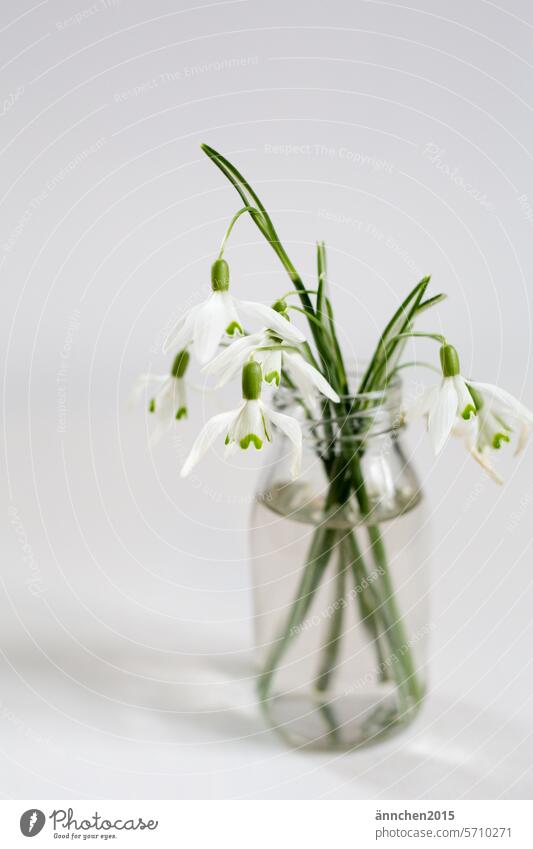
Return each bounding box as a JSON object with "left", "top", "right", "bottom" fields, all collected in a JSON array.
[
  {"left": 428, "top": 378, "right": 458, "bottom": 454},
  {"left": 262, "top": 349, "right": 283, "bottom": 385},
  {"left": 284, "top": 352, "right": 340, "bottom": 402},
  {"left": 453, "top": 375, "right": 476, "bottom": 419},
  {"left": 218, "top": 359, "right": 250, "bottom": 389},
  {"left": 203, "top": 333, "right": 262, "bottom": 386},
  {"left": 149, "top": 421, "right": 170, "bottom": 446},
  {"left": 204, "top": 333, "right": 262, "bottom": 374},
  {"left": 239, "top": 300, "right": 305, "bottom": 343},
  {"left": 175, "top": 378, "right": 187, "bottom": 418},
  {"left": 220, "top": 291, "right": 243, "bottom": 335},
  {"left": 470, "top": 381, "right": 533, "bottom": 423},
  {"left": 180, "top": 410, "right": 235, "bottom": 476},
  {"left": 155, "top": 376, "right": 174, "bottom": 400},
  {"left": 464, "top": 417, "right": 480, "bottom": 452},
  {"left": 193, "top": 293, "right": 232, "bottom": 363},
  {"left": 149, "top": 390, "right": 175, "bottom": 445},
  {"left": 283, "top": 355, "right": 318, "bottom": 409},
  {"left": 407, "top": 384, "right": 439, "bottom": 421},
  {"left": 163, "top": 308, "right": 196, "bottom": 354},
  {"left": 130, "top": 374, "right": 165, "bottom": 407},
  {"left": 267, "top": 408, "right": 303, "bottom": 479},
  {"left": 515, "top": 421, "right": 530, "bottom": 455},
  {"left": 468, "top": 446, "right": 503, "bottom": 484},
  {"left": 232, "top": 400, "right": 265, "bottom": 449}
]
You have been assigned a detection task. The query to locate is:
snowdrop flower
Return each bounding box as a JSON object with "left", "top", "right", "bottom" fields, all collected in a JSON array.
[
  {"left": 413, "top": 344, "right": 533, "bottom": 465},
  {"left": 135, "top": 350, "right": 190, "bottom": 444},
  {"left": 454, "top": 417, "right": 503, "bottom": 484},
  {"left": 468, "top": 381, "right": 533, "bottom": 454},
  {"left": 412, "top": 344, "right": 477, "bottom": 454},
  {"left": 163, "top": 260, "right": 305, "bottom": 364},
  {"left": 181, "top": 361, "right": 302, "bottom": 479},
  {"left": 454, "top": 382, "right": 533, "bottom": 482},
  {"left": 203, "top": 311, "right": 340, "bottom": 407}
]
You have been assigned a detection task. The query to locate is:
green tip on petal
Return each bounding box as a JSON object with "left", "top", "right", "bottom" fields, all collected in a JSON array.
[
  {"left": 440, "top": 344, "right": 460, "bottom": 377},
  {"left": 493, "top": 432, "right": 510, "bottom": 449},
  {"left": 461, "top": 404, "right": 477, "bottom": 420},
  {"left": 242, "top": 361, "right": 262, "bottom": 400},
  {"left": 239, "top": 434, "right": 263, "bottom": 450},
  {"left": 149, "top": 398, "right": 156, "bottom": 413},
  {"left": 175, "top": 407, "right": 187, "bottom": 420},
  {"left": 211, "top": 258, "right": 230, "bottom": 292},
  {"left": 226, "top": 320, "right": 243, "bottom": 337},
  {"left": 264, "top": 370, "right": 281, "bottom": 386},
  {"left": 171, "top": 349, "right": 190, "bottom": 378}
]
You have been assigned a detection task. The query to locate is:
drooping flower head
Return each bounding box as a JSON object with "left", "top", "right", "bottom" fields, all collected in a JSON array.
[
  {"left": 454, "top": 381, "right": 533, "bottom": 482},
  {"left": 181, "top": 361, "right": 302, "bottom": 479},
  {"left": 203, "top": 299, "right": 339, "bottom": 408},
  {"left": 135, "top": 349, "right": 191, "bottom": 444},
  {"left": 413, "top": 343, "right": 476, "bottom": 453},
  {"left": 412, "top": 342, "right": 533, "bottom": 480},
  {"left": 164, "top": 259, "right": 305, "bottom": 363}
]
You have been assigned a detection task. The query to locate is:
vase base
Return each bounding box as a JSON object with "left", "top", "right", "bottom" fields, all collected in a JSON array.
[{"left": 260, "top": 688, "right": 425, "bottom": 751}]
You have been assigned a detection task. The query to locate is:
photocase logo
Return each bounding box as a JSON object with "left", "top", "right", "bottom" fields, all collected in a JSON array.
[
  {"left": 18, "top": 806, "right": 159, "bottom": 838},
  {"left": 20, "top": 809, "right": 46, "bottom": 837}
]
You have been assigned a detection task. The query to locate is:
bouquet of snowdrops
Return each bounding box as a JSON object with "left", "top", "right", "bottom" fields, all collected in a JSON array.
[{"left": 139, "top": 143, "right": 533, "bottom": 734}]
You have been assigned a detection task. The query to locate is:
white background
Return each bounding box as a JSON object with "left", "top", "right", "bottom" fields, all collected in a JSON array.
[{"left": 1, "top": 0, "right": 532, "bottom": 799}]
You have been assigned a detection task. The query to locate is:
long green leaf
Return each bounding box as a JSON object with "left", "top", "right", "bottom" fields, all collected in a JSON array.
[
  {"left": 359, "top": 275, "right": 431, "bottom": 392},
  {"left": 201, "top": 143, "right": 346, "bottom": 394},
  {"left": 316, "top": 240, "right": 327, "bottom": 320},
  {"left": 201, "top": 143, "right": 313, "bottom": 310}
]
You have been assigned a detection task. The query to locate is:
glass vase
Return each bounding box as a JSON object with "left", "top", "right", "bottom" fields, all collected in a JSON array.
[{"left": 250, "top": 381, "right": 431, "bottom": 750}]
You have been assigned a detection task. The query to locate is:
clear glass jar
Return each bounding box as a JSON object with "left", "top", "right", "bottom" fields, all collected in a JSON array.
[{"left": 250, "top": 381, "right": 431, "bottom": 750}]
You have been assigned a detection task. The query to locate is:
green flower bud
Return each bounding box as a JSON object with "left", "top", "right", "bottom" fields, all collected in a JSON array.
[
  {"left": 211, "top": 258, "right": 230, "bottom": 292},
  {"left": 440, "top": 344, "right": 460, "bottom": 378},
  {"left": 272, "top": 299, "right": 288, "bottom": 315},
  {"left": 171, "top": 349, "right": 190, "bottom": 378},
  {"left": 242, "top": 361, "right": 262, "bottom": 400}
]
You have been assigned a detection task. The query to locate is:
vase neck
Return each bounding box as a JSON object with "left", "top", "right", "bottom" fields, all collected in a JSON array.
[{"left": 274, "top": 381, "right": 404, "bottom": 451}]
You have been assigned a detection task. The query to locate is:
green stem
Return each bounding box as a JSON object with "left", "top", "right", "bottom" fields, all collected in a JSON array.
[
  {"left": 200, "top": 143, "right": 345, "bottom": 402},
  {"left": 349, "top": 454, "right": 424, "bottom": 707},
  {"left": 314, "top": 546, "right": 347, "bottom": 744},
  {"left": 325, "top": 298, "right": 349, "bottom": 395},
  {"left": 366, "top": 525, "right": 424, "bottom": 704},
  {"left": 217, "top": 205, "right": 264, "bottom": 259},
  {"left": 279, "top": 288, "right": 319, "bottom": 299},
  {"left": 316, "top": 553, "right": 347, "bottom": 693},
  {"left": 201, "top": 144, "right": 316, "bottom": 315},
  {"left": 341, "top": 531, "right": 390, "bottom": 683},
  {"left": 257, "top": 527, "right": 337, "bottom": 705}
]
